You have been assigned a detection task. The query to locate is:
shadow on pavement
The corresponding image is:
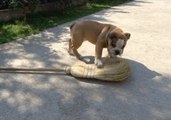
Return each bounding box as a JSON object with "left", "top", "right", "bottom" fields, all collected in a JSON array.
[{"left": 0, "top": 57, "right": 171, "bottom": 120}]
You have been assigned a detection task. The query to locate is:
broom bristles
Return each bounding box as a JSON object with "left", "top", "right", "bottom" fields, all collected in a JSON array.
[
  {"left": 68, "top": 57, "right": 131, "bottom": 81},
  {"left": 0, "top": 57, "right": 130, "bottom": 81}
]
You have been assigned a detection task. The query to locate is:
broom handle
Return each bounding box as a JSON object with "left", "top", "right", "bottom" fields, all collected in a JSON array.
[{"left": 0, "top": 66, "right": 70, "bottom": 73}]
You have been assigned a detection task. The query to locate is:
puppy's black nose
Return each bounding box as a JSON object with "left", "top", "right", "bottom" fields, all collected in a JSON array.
[{"left": 115, "top": 50, "right": 120, "bottom": 55}]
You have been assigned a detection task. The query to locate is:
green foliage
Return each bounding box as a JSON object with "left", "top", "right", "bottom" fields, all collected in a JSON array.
[
  {"left": 0, "top": 0, "right": 40, "bottom": 10},
  {"left": 0, "top": 21, "right": 33, "bottom": 43},
  {"left": 9, "top": 0, "right": 40, "bottom": 12},
  {"left": 0, "top": 0, "right": 10, "bottom": 9},
  {"left": 0, "top": 0, "right": 72, "bottom": 10}
]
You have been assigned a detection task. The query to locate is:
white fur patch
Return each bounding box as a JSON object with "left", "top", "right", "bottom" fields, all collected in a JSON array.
[
  {"left": 109, "top": 39, "right": 125, "bottom": 55},
  {"left": 116, "top": 39, "right": 125, "bottom": 48},
  {"left": 94, "top": 58, "right": 103, "bottom": 67}
]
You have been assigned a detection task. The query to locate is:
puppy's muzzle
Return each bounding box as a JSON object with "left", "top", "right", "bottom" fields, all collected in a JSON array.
[{"left": 115, "top": 50, "right": 120, "bottom": 55}]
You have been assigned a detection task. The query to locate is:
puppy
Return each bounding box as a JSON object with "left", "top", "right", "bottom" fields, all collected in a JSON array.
[{"left": 68, "top": 20, "right": 131, "bottom": 68}]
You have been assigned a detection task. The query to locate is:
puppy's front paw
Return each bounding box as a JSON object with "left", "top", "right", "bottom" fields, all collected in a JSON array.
[
  {"left": 108, "top": 53, "right": 116, "bottom": 58},
  {"left": 95, "top": 58, "right": 103, "bottom": 68}
]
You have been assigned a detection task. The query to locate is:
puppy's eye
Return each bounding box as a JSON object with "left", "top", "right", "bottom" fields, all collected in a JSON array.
[
  {"left": 110, "top": 35, "right": 115, "bottom": 39},
  {"left": 112, "top": 43, "right": 116, "bottom": 47}
]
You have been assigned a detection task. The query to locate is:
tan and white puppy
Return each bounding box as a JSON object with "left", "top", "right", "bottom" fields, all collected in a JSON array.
[{"left": 68, "top": 20, "right": 131, "bottom": 67}]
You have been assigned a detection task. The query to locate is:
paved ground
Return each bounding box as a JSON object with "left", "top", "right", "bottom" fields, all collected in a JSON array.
[{"left": 0, "top": 0, "right": 171, "bottom": 120}]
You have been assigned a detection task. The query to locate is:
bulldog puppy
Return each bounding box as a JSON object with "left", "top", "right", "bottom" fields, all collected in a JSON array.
[{"left": 68, "top": 20, "right": 131, "bottom": 68}]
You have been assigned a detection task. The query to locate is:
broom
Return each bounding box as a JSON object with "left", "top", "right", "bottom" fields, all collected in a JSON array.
[{"left": 0, "top": 57, "right": 131, "bottom": 81}]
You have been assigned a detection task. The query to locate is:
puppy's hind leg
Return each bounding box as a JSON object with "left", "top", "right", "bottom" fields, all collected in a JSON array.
[
  {"left": 68, "top": 38, "right": 74, "bottom": 56},
  {"left": 71, "top": 38, "right": 83, "bottom": 60}
]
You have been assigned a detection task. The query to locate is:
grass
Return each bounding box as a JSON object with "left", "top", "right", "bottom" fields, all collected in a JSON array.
[{"left": 0, "top": 0, "right": 131, "bottom": 44}]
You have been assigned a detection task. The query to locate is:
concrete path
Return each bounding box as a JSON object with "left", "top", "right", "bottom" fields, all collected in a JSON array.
[{"left": 0, "top": 0, "right": 171, "bottom": 120}]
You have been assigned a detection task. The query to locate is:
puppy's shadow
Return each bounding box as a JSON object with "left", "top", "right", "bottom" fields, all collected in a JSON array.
[
  {"left": 81, "top": 56, "right": 95, "bottom": 64},
  {"left": 76, "top": 57, "right": 163, "bottom": 86}
]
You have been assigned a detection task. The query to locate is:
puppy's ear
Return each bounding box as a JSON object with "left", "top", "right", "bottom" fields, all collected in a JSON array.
[{"left": 124, "top": 33, "right": 131, "bottom": 40}]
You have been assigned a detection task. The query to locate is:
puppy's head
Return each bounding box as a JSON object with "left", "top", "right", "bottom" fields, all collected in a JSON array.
[{"left": 107, "top": 28, "right": 130, "bottom": 57}]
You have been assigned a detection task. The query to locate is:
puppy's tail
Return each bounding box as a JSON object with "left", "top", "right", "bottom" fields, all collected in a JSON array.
[{"left": 70, "top": 22, "right": 76, "bottom": 30}]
